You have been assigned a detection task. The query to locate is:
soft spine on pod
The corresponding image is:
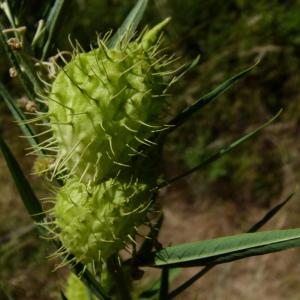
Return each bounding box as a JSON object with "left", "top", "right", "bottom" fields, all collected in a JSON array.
[
  {"left": 54, "top": 178, "right": 152, "bottom": 263},
  {"left": 38, "top": 19, "right": 173, "bottom": 265},
  {"left": 47, "top": 18, "right": 171, "bottom": 184}
]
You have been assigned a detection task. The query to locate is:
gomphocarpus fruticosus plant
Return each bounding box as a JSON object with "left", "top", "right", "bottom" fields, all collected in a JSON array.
[{"left": 1, "top": 1, "right": 300, "bottom": 300}]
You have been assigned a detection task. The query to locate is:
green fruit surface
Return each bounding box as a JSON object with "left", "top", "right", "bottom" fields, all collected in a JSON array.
[
  {"left": 54, "top": 178, "right": 152, "bottom": 263},
  {"left": 49, "top": 41, "right": 165, "bottom": 184}
]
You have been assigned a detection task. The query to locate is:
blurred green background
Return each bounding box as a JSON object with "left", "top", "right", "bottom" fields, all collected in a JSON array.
[{"left": 1, "top": 0, "right": 300, "bottom": 299}]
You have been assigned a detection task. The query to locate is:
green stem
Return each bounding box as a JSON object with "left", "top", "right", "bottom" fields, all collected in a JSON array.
[
  {"left": 159, "top": 268, "right": 169, "bottom": 300},
  {"left": 107, "top": 254, "right": 132, "bottom": 300}
]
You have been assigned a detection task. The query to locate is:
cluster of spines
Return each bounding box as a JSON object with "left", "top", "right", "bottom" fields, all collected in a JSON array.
[
  {"left": 28, "top": 24, "right": 180, "bottom": 185},
  {"left": 23, "top": 19, "right": 185, "bottom": 266},
  {"left": 40, "top": 177, "right": 156, "bottom": 267}
]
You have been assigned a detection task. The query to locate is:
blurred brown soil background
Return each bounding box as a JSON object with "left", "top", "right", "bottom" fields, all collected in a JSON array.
[{"left": 1, "top": 0, "right": 300, "bottom": 299}]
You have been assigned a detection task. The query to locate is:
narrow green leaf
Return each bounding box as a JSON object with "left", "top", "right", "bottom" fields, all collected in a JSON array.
[
  {"left": 6, "top": 0, "right": 25, "bottom": 19},
  {"left": 248, "top": 193, "right": 293, "bottom": 233},
  {"left": 146, "top": 228, "right": 300, "bottom": 268},
  {"left": 168, "top": 266, "right": 213, "bottom": 299},
  {"left": 0, "top": 1, "right": 17, "bottom": 29},
  {"left": 168, "top": 193, "right": 293, "bottom": 298},
  {"left": 0, "top": 136, "right": 44, "bottom": 222},
  {"left": 0, "top": 137, "right": 106, "bottom": 299},
  {"left": 166, "top": 62, "right": 259, "bottom": 134},
  {"left": 156, "top": 109, "right": 281, "bottom": 190},
  {"left": 0, "top": 139, "right": 108, "bottom": 299},
  {"left": 39, "top": 0, "right": 67, "bottom": 60},
  {"left": 0, "top": 81, "right": 40, "bottom": 150},
  {"left": 108, "top": 0, "right": 149, "bottom": 48},
  {"left": 159, "top": 268, "right": 169, "bottom": 300}
]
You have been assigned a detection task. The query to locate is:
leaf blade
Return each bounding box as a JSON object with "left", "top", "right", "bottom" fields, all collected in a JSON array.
[
  {"left": 157, "top": 109, "right": 281, "bottom": 190},
  {"left": 248, "top": 193, "right": 293, "bottom": 233},
  {"left": 147, "top": 228, "right": 300, "bottom": 268},
  {"left": 0, "top": 136, "right": 44, "bottom": 222},
  {"left": 108, "top": 0, "right": 148, "bottom": 48},
  {"left": 167, "top": 193, "right": 293, "bottom": 298},
  {"left": 166, "top": 62, "right": 259, "bottom": 134},
  {"left": 40, "top": 0, "right": 67, "bottom": 60}
]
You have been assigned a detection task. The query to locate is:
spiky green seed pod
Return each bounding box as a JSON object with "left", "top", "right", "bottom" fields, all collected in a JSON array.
[
  {"left": 54, "top": 178, "right": 152, "bottom": 263},
  {"left": 48, "top": 19, "right": 171, "bottom": 184}
]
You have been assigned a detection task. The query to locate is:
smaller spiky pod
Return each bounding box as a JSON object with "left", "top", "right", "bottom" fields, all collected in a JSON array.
[
  {"left": 45, "top": 19, "right": 172, "bottom": 184},
  {"left": 53, "top": 178, "right": 153, "bottom": 264}
]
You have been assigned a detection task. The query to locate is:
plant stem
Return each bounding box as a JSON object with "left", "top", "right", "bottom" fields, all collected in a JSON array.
[{"left": 107, "top": 254, "right": 132, "bottom": 300}]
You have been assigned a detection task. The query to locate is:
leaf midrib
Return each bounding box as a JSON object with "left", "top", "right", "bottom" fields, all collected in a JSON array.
[{"left": 154, "top": 229, "right": 300, "bottom": 265}]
